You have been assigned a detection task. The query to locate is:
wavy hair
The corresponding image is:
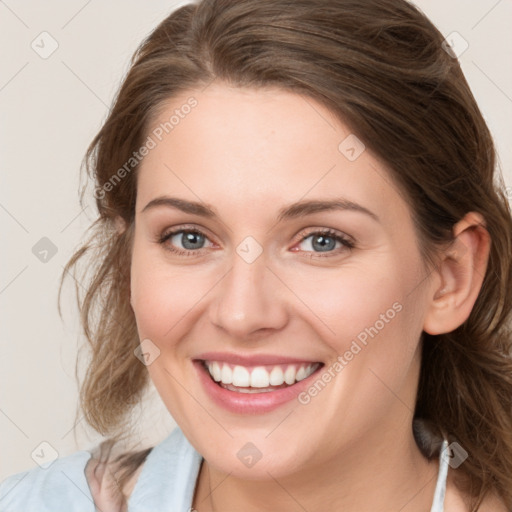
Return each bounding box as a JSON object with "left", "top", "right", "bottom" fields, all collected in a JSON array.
[{"left": 59, "top": 0, "right": 512, "bottom": 508}]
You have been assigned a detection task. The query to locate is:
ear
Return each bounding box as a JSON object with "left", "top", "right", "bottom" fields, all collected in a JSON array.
[{"left": 423, "top": 211, "right": 491, "bottom": 335}]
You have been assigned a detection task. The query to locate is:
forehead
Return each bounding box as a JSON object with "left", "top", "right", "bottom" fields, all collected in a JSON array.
[{"left": 136, "top": 83, "right": 409, "bottom": 226}]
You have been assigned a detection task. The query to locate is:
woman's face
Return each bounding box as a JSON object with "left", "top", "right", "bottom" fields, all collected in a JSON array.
[{"left": 130, "top": 82, "right": 436, "bottom": 479}]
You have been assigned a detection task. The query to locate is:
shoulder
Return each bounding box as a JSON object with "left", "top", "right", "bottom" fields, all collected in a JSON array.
[{"left": 0, "top": 450, "right": 94, "bottom": 512}]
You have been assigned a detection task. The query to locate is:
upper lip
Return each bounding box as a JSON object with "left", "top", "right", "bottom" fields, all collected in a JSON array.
[{"left": 194, "top": 351, "right": 323, "bottom": 367}]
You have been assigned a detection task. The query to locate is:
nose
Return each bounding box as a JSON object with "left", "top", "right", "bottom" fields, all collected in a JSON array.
[{"left": 209, "top": 253, "right": 289, "bottom": 339}]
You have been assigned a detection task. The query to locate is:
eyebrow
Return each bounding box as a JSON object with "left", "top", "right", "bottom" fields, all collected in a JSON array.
[{"left": 141, "top": 196, "right": 379, "bottom": 223}]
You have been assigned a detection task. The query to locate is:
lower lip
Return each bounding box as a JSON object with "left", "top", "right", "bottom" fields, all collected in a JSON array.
[{"left": 193, "top": 360, "right": 323, "bottom": 414}]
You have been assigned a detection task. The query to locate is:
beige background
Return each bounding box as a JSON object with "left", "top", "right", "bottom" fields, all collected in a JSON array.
[{"left": 1, "top": 0, "right": 511, "bottom": 480}]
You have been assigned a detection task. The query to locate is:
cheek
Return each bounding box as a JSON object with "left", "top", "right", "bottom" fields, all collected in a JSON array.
[
  {"left": 129, "top": 244, "right": 212, "bottom": 343},
  {"left": 285, "top": 253, "right": 427, "bottom": 396},
  {"left": 287, "top": 265, "right": 409, "bottom": 348},
  {"left": 289, "top": 267, "right": 426, "bottom": 440},
  {"left": 131, "top": 272, "right": 207, "bottom": 341}
]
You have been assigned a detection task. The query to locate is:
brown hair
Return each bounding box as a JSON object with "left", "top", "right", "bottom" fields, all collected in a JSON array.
[{"left": 59, "top": 0, "right": 512, "bottom": 508}]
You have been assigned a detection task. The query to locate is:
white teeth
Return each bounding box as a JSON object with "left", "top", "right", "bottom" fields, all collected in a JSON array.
[
  {"left": 221, "top": 364, "right": 232, "bottom": 384},
  {"left": 206, "top": 361, "right": 319, "bottom": 389},
  {"left": 232, "top": 365, "right": 250, "bottom": 387},
  {"left": 295, "top": 366, "right": 306, "bottom": 381},
  {"left": 250, "top": 367, "right": 270, "bottom": 388},
  {"left": 211, "top": 361, "right": 221, "bottom": 382},
  {"left": 269, "top": 366, "right": 285, "bottom": 386},
  {"left": 284, "top": 366, "right": 296, "bottom": 385}
]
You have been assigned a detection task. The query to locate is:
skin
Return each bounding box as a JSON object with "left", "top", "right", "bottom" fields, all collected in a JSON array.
[{"left": 123, "top": 82, "right": 495, "bottom": 511}]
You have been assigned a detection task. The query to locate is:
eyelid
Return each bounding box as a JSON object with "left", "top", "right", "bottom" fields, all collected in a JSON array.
[
  {"left": 293, "top": 226, "right": 355, "bottom": 245},
  {"left": 159, "top": 223, "right": 215, "bottom": 242}
]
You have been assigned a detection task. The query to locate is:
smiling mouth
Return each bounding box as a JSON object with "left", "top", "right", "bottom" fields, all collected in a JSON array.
[{"left": 200, "top": 360, "right": 323, "bottom": 393}]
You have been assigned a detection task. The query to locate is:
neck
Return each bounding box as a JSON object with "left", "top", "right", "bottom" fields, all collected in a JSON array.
[{"left": 193, "top": 420, "right": 439, "bottom": 512}]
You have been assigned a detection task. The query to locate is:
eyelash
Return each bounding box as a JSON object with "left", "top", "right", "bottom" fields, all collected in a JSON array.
[{"left": 156, "top": 225, "right": 355, "bottom": 258}]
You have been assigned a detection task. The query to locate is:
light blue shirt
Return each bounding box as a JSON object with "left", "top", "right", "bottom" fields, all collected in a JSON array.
[{"left": 0, "top": 427, "right": 448, "bottom": 511}]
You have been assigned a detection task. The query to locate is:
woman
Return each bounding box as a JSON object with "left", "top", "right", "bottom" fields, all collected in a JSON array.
[{"left": 1, "top": 0, "right": 511, "bottom": 510}]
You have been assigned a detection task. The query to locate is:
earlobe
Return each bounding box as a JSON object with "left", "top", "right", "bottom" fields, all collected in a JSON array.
[{"left": 423, "top": 212, "right": 491, "bottom": 335}]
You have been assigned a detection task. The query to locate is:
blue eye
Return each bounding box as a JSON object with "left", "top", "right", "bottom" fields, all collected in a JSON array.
[
  {"left": 158, "top": 228, "right": 214, "bottom": 256},
  {"left": 300, "top": 233, "right": 339, "bottom": 252},
  {"left": 170, "top": 231, "right": 206, "bottom": 250},
  {"left": 157, "top": 226, "right": 355, "bottom": 258},
  {"left": 296, "top": 229, "right": 354, "bottom": 254}
]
